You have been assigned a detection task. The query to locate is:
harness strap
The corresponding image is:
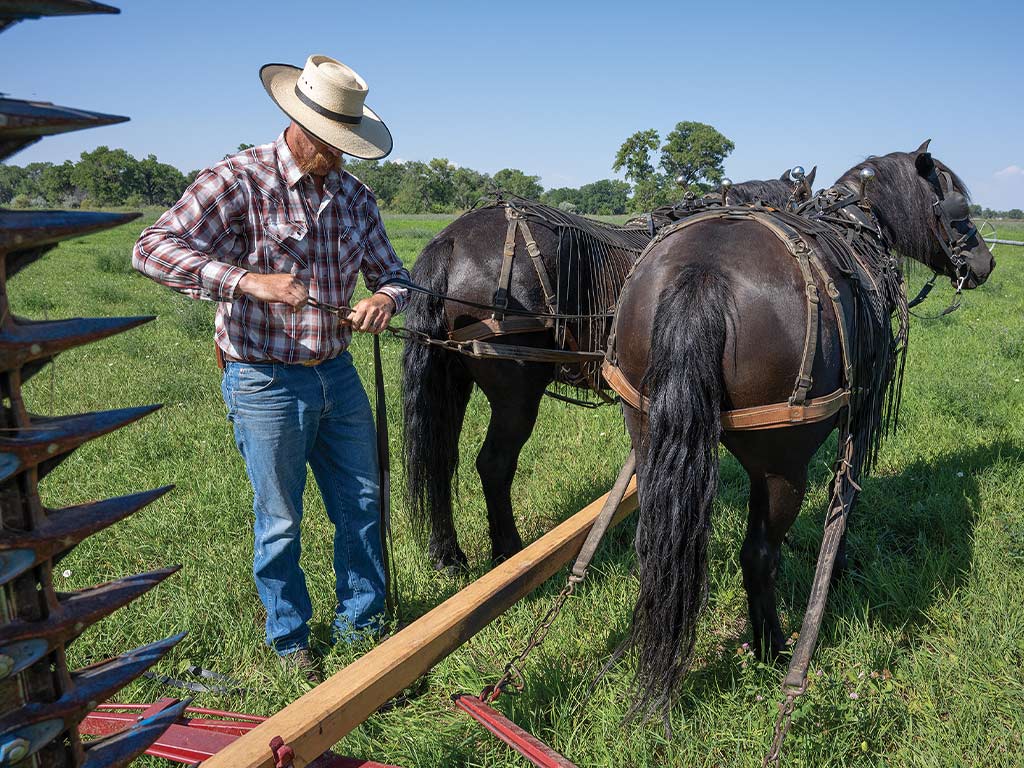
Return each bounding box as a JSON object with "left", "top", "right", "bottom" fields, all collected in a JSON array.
[
  {"left": 601, "top": 360, "right": 849, "bottom": 430},
  {"left": 492, "top": 212, "right": 519, "bottom": 318},
  {"left": 448, "top": 316, "right": 552, "bottom": 343},
  {"left": 810, "top": 253, "right": 854, "bottom": 388},
  {"left": 517, "top": 218, "right": 558, "bottom": 316},
  {"left": 748, "top": 213, "right": 823, "bottom": 407},
  {"left": 470, "top": 340, "right": 604, "bottom": 364},
  {"left": 792, "top": 249, "right": 819, "bottom": 405}
]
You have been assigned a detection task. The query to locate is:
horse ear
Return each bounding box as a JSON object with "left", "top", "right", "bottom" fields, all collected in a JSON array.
[
  {"left": 805, "top": 166, "right": 817, "bottom": 186},
  {"left": 779, "top": 168, "right": 791, "bottom": 181},
  {"left": 914, "top": 138, "right": 932, "bottom": 154},
  {"left": 915, "top": 151, "right": 935, "bottom": 178}
]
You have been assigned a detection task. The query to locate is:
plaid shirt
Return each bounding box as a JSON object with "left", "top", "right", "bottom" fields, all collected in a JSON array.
[{"left": 133, "top": 132, "right": 410, "bottom": 363}]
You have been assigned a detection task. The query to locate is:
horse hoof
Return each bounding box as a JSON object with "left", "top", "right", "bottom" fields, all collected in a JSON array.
[
  {"left": 490, "top": 544, "right": 523, "bottom": 567},
  {"left": 431, "top": 551, "right": 468, "bottom": 575}
]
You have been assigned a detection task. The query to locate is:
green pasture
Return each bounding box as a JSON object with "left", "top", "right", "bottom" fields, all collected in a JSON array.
[{"left": 10, "top": 216, "right": 1024, "bottom": 767}]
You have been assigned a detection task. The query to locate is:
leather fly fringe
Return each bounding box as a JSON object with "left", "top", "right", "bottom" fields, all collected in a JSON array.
[{"left": 477, "top": 193, "right": 650, "bottom": 404}]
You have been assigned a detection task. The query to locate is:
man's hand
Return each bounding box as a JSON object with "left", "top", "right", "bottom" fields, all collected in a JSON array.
[
  {"left": 236, "top": 273, "right": 308, "bottom": 308},
  {"left": 349, "top": 293, "right": 395, "bottom": 334}
]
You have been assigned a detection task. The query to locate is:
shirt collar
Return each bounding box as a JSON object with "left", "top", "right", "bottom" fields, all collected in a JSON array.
[{"left": 275, "top": 131, "right": 306, "bottom": 189}]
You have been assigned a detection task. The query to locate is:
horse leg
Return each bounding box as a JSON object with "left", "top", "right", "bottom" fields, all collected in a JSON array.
[
  {"left": 419, "top": 370, "right": 471, "bottom": 573},
  {"left": 473, "top": 366, "right": 548, "bottom": 564},
  {"left": 740, "top": 467, "right": 807, "bottom": 660},
  {"left": 425, "top": 373, "right": 473, "bottom": 572}
]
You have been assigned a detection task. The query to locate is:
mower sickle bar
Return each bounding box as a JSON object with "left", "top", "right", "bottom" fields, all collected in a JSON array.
[
  {"left": 0, "top": 4, "right": 181, "bottom": 767},
  {"left": 452, "top": 694, "right": 579, "bottom": 768}
]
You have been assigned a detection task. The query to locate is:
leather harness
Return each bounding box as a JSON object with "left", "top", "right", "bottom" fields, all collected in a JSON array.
[{"left": 602, "top": 205, "right": 859, "bottom": 431}]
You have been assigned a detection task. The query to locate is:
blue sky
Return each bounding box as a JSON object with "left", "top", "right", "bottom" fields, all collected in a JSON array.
[{"left": 2, "top": 0, "right": 1021, "bottom": 208}]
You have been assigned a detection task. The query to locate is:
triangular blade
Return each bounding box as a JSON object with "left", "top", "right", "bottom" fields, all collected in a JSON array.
[
  {"left": 80, "top": 699, "right": 190, "bottom": 768},
  {"left": 0, "top": 1, "right": 119, "bottom": 32},
  {"left": 0, "top": 211, "right": 141, "bottom": 276},
  {"left": 0, "top": 316, "right": 154, "bottom": 373},
  {"left": 0, "top": 633, "right": 184, "bottom": 751},
  {"left": 0, "top": 487, "right": 174, "bottom": 585},
  {"left": 0, "top": 567, "right": 180, "bottom": 674},
  {"left": 0, "top": 404, "right": 161, "bottom": 482},
  {"left": 0, "top": 98, "right": 128, "bottom": 162}
]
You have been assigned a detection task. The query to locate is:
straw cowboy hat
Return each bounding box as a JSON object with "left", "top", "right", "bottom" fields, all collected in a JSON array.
[{"left": 260, "top": 55, "right": 393, "bottom": 160}]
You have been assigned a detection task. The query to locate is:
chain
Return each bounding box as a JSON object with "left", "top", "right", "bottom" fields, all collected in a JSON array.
[
  {"left": 762, "top": 692, "right": 799, "bottom": 767},
  {"left": 480, "top": 580, "right": 577, "bottom": 703}
]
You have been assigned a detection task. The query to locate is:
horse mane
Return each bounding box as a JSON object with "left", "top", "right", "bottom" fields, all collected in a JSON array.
[
  {"left": 837, "top": 152, "right": 969, "bottom": 267},
  {"left": 726, "top": 178, "right": 794, "bottom": 207}
]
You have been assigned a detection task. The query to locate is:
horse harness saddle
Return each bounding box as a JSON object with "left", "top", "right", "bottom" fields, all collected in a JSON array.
[{"left": 602, "top": 199, "right": 881, "bottom": 431}]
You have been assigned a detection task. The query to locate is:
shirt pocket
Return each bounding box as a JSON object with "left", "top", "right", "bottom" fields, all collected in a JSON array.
[
  {"left": 335, "top": 209, "right": 360, "bottom": 251},
  {"left": 263, "top": 200, "right": 309, "bottom": 271}
]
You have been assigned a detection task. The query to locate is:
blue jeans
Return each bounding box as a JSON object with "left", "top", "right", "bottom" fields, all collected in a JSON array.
[{"left": 221, "top": 352, "right": 386, "bottom": 655}]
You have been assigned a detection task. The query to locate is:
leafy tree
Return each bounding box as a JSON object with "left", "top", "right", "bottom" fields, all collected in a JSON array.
[
  {"left": 1008, "top": 209, "right": 1023, "bottom": 220},
  {"left": 391, "top": 161, "right": 431, "bottom": 213},
  {"left": 72, "top": 146, "right": 141, "bottom": 206},
  {"left": 0, "top": 164, "right": 27, "bottom": 204},
  {"left": 558, "top": 200, "right": 579, "bottom": 214},
  {"left": 577, "top": 179, "right": 631, "bottom": 215},
  {"left": 137, "top": 154, "right": 187, "bottom": 205},
  {"left": 452, "top": 166, "right": 490, "bottom": 210},
  {"left": 660, "top": 121, "right": 734, "bottom": 193},
  {"left": 542, "top": 187, "right": 581, "bottom": 209},
  {"left": 492, "top": 168, "right": 543, "bottom": 199},
  {"left": 39, "top": 161, "right": 76, "bottom": 205},
  {"left": 613, "top": 129, "right": 674, "bottom": 212},
  {"left": 15, "top": 161, "right": 53, "bottom": 201},
  {"left": 629, "top": 177, "right": 673, "bottom": 213},
  {"left": 612, "top": 129, "right": 660, "bottom": 185},
  {"left": 426, "top": 158, "right": 457, "bottom": 211},
  {"left": 968, "top": 203, "right": 983, "bottom": 217}
]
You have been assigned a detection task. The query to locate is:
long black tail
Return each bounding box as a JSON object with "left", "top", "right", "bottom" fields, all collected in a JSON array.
[
  {"left": 401, "top": 234, "right": 472, "bottom": 537},
  {"left": 630, "top": 263, "right": 732, "bottom": 719}
]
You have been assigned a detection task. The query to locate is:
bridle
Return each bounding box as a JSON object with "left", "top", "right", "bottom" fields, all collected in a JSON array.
[{"left": 910, "top": 168, "right": 978, "bottom": 316}]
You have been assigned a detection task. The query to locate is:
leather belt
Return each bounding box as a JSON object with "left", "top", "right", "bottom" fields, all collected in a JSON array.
[{"left": 222, "top": 353, "right": 327, "bottom": 367}]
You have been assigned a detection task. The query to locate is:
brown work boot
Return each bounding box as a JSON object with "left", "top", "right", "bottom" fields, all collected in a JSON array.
[{"left": 279, "top": 649, "right": 323, "bottom": 685}]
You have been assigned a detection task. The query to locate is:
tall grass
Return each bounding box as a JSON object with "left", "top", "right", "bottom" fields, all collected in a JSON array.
[{"left": 9, "top": 217, "right": 1023, "bottom": 767}]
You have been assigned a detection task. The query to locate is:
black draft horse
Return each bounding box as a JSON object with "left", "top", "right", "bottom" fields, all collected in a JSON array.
[
  {"left": 608, "top": 143, "right": 995, "bottom": 717},
  {"left": 402, "top": 178, "right": 799, "bottom": 570}
]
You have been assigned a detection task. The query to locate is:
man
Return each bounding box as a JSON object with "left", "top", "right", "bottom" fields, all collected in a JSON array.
[{"left": 133, "top": 55, "right": 410, "bottom": 682}]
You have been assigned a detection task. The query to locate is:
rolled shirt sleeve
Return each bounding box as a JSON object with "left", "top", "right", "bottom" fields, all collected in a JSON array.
[
  {"left": 133, "top": 165, "right": 249, "bottom": 302},
  {"left": 359, "top": 191, "right": 411, "bottom": 314}
]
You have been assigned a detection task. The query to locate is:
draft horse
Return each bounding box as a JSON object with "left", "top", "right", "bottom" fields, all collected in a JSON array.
[
  {"left": 603, "top": 142, "right": 994, "bottom": 717},
  {"left": 401, "top": 179, "right": 801, "bottom": 570}
]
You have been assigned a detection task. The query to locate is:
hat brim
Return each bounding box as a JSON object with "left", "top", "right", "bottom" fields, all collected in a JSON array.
[{"left": 260, "top": 63, "right": 393, "bottom": 160}]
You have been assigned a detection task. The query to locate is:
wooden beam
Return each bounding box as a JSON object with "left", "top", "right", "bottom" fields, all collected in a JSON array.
[{"left": 203, "top": 479, "right": 638, "bottom": 768}]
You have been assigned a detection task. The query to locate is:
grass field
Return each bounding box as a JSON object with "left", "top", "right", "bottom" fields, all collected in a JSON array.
[{"left": 9, "top": 215, "right": 1024, "bottom": 767}]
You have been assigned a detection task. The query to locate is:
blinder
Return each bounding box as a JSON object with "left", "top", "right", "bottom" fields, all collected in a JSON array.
[
  {"left": 927, "top": 168, "right": 978, "bottom": 274},
  {"left": 936, "top": 190, "right": 969, "bottom": 223}
]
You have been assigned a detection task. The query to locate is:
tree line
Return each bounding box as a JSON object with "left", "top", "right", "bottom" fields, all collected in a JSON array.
[
  {"left": 3, "top": 125, "right": 1019, "bottom": 218},
  {"left": 0, "top": 146, "right": 193, "bottom": 210}
]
